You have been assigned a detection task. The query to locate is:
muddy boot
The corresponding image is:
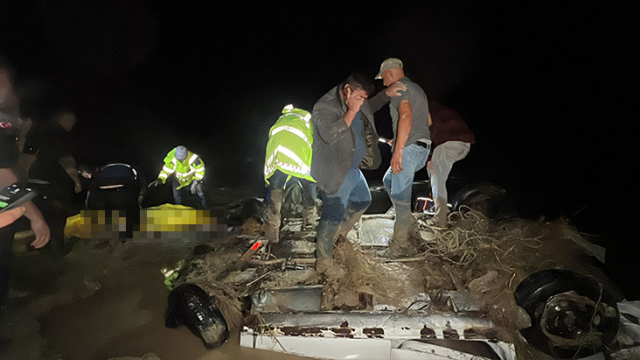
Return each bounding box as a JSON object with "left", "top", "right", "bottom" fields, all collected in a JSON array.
[
  {"left": 433, "top": 196, "right": 449, "bottom": 228},
  {"left": 387, "top": 236, "right": 416, "bottom": 258},
  {"left": 302, "top": 206, "right": 318, "bottom": 229},
  {"left": 315, "top": 258, "right": 333, "bottom": 273},
  {"left": 262, "top": 189, "right": 283, "bottom": 243}
]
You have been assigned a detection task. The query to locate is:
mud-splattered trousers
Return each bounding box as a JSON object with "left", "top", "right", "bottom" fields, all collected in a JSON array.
[
  {"left": 173, "top": 177, "right": 207, "bottom": 209},
  {"left": 264, "top": 170, "right": 317, "bottom": 242},
  {"left": 383, "top": 143, "right": 430, "bottom": 246},
  {"left": 428, "top": 141, "right": 470, "bottom": 227},
  {"left": 316, "top": 168, "right": 371, "bottom": 260}
]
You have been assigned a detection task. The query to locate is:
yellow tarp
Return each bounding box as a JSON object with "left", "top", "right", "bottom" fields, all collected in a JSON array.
[{"left": 64, "top": 204, "right": 217, "bottom": 238}]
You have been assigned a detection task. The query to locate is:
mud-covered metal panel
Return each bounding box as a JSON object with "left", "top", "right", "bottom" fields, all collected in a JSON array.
[
  {"left": 249, "top": 312, "right": 494, "bottom": 341},
  {"left": 357, "top": 217, "right": 395, "bottom": 247},
  {"left": 271, "top": 240, "right": 316, "bottom": 258},
  {"left": 251, "top": 285, "right": 323, "bottom": 312}
]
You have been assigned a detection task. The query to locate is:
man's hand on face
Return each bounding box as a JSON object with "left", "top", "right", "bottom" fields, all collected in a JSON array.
[
  {"left": 345, "top": 86, "right": 367, "bottom": 113},
  {"left": 391, "top": 149, "right": 404, "bottom": 175},
  {"left": 385, "top": 81, "right": 407, "bottom": 97}
]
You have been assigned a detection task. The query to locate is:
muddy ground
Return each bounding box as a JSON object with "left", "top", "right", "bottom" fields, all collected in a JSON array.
[
  {"left": 1, "top": 236, "right": 315, "bottom": 360},
  {"left": 0, "top": 186, "right": 316, "bottom": 360},
  {"left": 0, "top": 185, "right": 625, "bottom": 360}
]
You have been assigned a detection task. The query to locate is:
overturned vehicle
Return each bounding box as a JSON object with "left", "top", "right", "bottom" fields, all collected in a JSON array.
[{"left": 163, "top": 182, "right": 633, "bottom": 360}]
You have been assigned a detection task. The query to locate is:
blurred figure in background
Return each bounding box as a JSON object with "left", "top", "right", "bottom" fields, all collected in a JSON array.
[
  {"left": 81, "top": 162, "right": 147, "bottom": 239},
  {"left": 23, "top": 109, "right": 81, "bottom": 257},
  {"left": 427, "top": 100, "right": 475, "bottom": 228},
  {"left": 262, "top": 105, "right": 317, "bottom": 243},
  {"left": 0, "top": 56, "right": 20, "bottom": 117},
  {"left": 82, "top": 162, "right": 147, "bottom": 211},
  {"left": 0, "top": 57, "right": 50, "bottom": 309},
  {"left": 149, "top": 146, "right": 207, "bottom": 209}
]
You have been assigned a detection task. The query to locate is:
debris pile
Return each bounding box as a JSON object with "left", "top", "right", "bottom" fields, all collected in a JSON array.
[
  {"left": 173, "top": 240, "right": 247, "bottom": 330},
  {"left": 172, "top": 203, "right": 625, "bottom": 358}
]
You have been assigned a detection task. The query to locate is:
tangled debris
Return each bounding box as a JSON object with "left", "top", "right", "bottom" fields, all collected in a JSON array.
[
  {"left": 321, "top": 206, "right": 622, "bottom": 352},
  {"left": 173, "top": 239, "right": 247, "bottom": 330},
  {"left": 173, "top": 204, "right": 623, "bottom": 358}
]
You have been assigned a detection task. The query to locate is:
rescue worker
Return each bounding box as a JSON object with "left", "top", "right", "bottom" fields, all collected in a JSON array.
[
  {"left": 263, "top": 105, "right": 317, "bottom": 243},
  {"left": 149, "top": 146, "right": 207, "bottom": 209},
  {"left": 82, "top": 162, "right": 147, "bottom": 239},
  {"left": 83, "top": 162, "right": 147, "bottom": 211}
]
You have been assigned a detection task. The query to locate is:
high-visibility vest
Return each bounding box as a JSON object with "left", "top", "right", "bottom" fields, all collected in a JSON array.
[
  {"left": 264, "top": 105, "right": 315, "bottom": 184},
  {"left": 158, "top": 149, "right": 205, "bottom": 189}
]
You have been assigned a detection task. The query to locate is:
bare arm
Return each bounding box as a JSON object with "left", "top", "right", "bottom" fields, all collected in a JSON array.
[
  {"left": 0, "top": 168, "right": 51, "bottom": 248},
  {"left": 390, "top": 100, "right": 413, "bottom": 174},
  {"left": 0, "top": 207, "right": 25, "bottom": 228},
  {"left": 60, "top": 155, "right": 82, "bottom": 193},
  {"left": 395, "top": 100, "right": 413, "bottom": 151},
  {"left": 367, "top": 90, "right": 390, "bottom": 113},
  {"left": 368, "top": 81, "right": 407, "bottom": 112}
]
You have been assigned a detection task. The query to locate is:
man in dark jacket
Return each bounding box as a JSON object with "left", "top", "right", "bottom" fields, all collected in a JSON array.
[{"left": 311, "top": 71, "right": 405, "bottom": 272}]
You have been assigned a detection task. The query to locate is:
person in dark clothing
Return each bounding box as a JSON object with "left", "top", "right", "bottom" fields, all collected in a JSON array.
[
  {"left": 83, "top": 162, "right": 147, "bottom": 238},
  {"left": 0, "top": 59, "right": 50, "bottom": 309},
  {"left": 426, "top": 100, "right": 475, "bottom": 227},
  {"left": 310, "top": 71, "right": 405, "bottom": 272},
  {"left": 24, "top": 110, "right": 81, "bottom": 257},
  {"left": 85, "top": 163, "right": 147, "bottom": 211}
]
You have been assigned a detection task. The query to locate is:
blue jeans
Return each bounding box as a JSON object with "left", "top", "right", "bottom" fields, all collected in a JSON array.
[
  {"left": 383, "top": 143, "right": 430, "bottom": 244},
  {"left": 316, "top": 168, "right": 371, "bottom": 260}
]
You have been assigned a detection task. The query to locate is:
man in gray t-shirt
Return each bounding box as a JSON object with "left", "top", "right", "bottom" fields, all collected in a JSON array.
[
  {"left": 389, "top": 78, "right": 431, "bottom": 149},
  {"left": 377, "top": 58, "right": 431, "bottom": 257}
]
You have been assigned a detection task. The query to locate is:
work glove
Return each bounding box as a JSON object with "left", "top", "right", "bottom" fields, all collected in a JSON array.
[
  {"left": 190, "top": 180, "right": 200, "bottom": 194},
  {"left": 148, "top": 179, "right": 163, "bottom": 188}
]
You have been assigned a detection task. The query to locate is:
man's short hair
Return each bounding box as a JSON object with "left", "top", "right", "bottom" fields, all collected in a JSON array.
[{"left": 344, "top": 71, "right": 375, "bottom": 96}]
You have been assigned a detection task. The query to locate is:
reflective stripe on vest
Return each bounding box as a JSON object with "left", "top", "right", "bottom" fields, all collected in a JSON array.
[
  {"left": 287, "top": 112, "right": 312, "bottom": 129},
  {"left": 264, "top": 145, "right": 310, "bottom": 176},
  {"left": 270, "top": 125, "right": 312, "bottom": 147},
  {"left": 163, "top": 165, "right": 175, "bottom": 174},
  {"left": 176, "top": 169, "right": 195, "bottom": 181}
]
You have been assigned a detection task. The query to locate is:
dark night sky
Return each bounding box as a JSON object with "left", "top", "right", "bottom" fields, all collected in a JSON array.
[{"left": 1, "top": 1, "right": 637, "bottom": 237}]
